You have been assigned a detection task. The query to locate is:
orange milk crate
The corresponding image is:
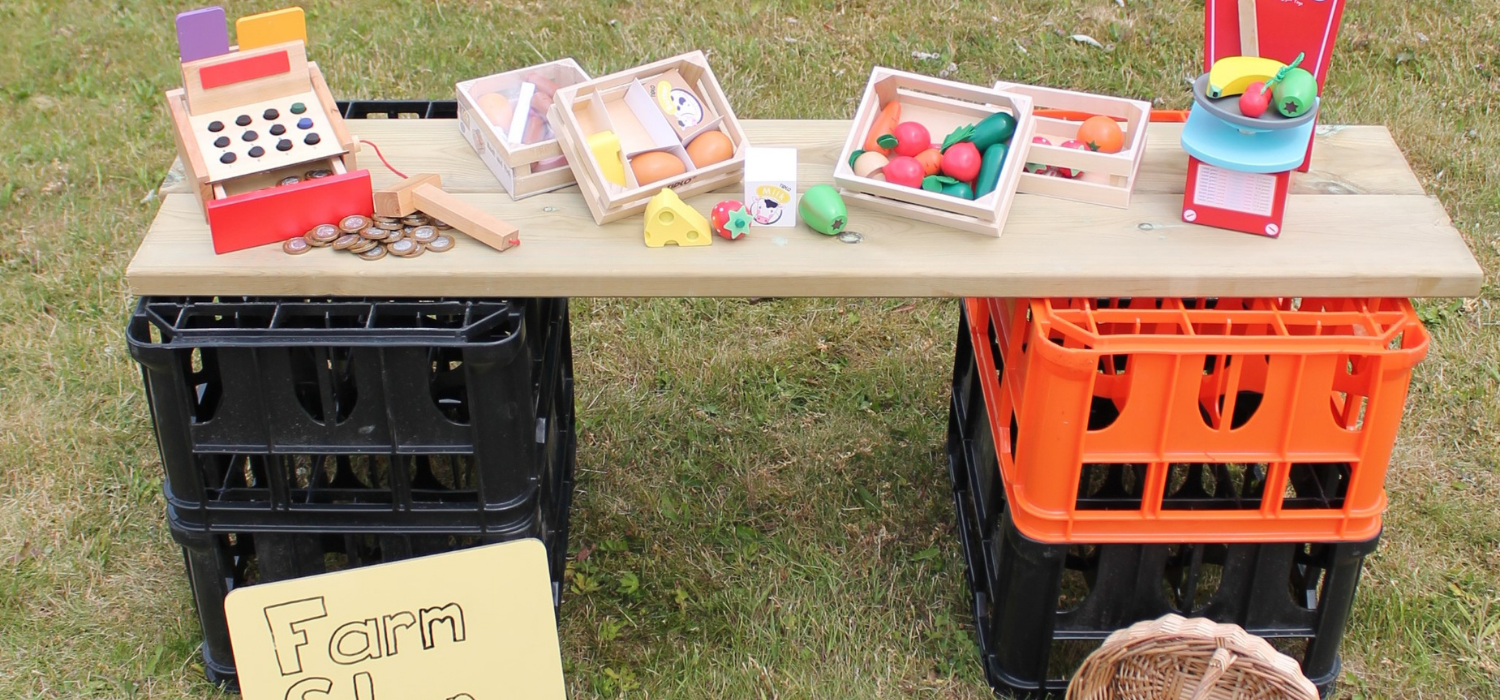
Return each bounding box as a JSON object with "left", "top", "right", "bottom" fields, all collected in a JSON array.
[{"left": 965, "top": 296, "right": 1429, "bottom": 544}]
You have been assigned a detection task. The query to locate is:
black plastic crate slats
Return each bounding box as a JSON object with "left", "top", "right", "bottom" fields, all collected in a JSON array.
[
  {"left": 130, "top": 297, "right": 570, "bottom": 532},
  {"left": 946, "top": 311, "right": 1374, "bottom": 698},
  {"left": 134, "top": 298, "right": 525, "bottom": 347}
]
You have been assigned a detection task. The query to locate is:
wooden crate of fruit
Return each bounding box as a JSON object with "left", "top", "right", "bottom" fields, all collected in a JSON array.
[
  {"left": 456, "top": 59, "right": 591, "bottom": 199},
  {"left": 548, "top": 51, "right": 748, "bottom": 225},
  {"left": 833, "top": 67, "right": 1035, "bottom": 237},
  {"left": 993, "top": 82, "right": 1151, "bottom": 208}
]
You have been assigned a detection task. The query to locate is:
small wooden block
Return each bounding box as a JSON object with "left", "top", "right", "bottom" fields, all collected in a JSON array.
[
  {"left": 411, "top": 184, "right": 520, "bottom": 253},
  {"left": 374, "top": 173, "right": 443, "bottom": 217},
  {"left": 235, "top": 7, "right": 306, "bottom": 51}
]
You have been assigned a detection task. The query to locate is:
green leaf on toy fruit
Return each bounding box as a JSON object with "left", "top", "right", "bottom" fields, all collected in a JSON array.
[
  {"left": 921, "top": 176, "right": 945, "bottom": 192},
  {"left": 877, "top": 134, "right": 898, "bottom": 149},
  {"left": 941, "top": 125, "right": 975, "bottom": 152},
  {"left": 932, "top": 175, "right": 960, "bottom": 185},
  {"left": 848, "top": 149, "right": 866, "bottom": 168}
]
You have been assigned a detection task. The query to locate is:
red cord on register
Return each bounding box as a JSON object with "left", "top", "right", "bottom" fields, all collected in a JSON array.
[{"left": 360, "top": 139, "right": 407, "bottom": 179}]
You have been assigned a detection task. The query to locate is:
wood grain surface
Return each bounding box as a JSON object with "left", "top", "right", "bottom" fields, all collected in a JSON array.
[{"left": 131, "top": 119, "right": 1481, "bottom": 298}]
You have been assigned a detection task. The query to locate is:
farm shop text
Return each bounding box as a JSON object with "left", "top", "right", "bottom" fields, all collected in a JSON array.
[{"left": 264, "top": 596, "right": 476, "bottom": 699}]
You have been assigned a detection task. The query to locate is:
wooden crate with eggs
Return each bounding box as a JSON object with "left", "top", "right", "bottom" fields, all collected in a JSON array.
[
  {"left": 547, "top": 51, "right": 748, "bottom": 225},
  {"left": 833, "top": 68, "right": 1036, "bottom": 237},
  {"left": 456, "top": 59, "right": 592, "bottom": 199},
  {"left": 994, "top": 82, "right": 1151, "bottom": 208}
]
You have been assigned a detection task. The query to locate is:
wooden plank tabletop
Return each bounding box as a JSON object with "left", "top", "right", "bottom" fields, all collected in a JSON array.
[{"left": 129, "top": 119, "right": 1483, "bottom": 298}]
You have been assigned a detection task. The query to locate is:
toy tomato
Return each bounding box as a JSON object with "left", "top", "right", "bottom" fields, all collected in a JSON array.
[
  {"left": 1076, "top": 115, "right": 1124, "bottom": 153},
  {"left": 915, "top": 148, "right": 943, "bottom": 176},
  {"left": 1024, "top": 136, "right": 1054, "bottom": 175},
  {"left": 891, "top": 122, "right": 932, "bottom": 158},
  {"left": 1055, "top": 140, "right": 1089, "bottom": 178},
  {"left": 710, "top": 200, "right": 752, "bottom": 240},
  {"left": 940, "top": 142, "right": 981, "bottom": 182},
  {"left": 883, "top": 156, "right": 926, "bottom": 188}
]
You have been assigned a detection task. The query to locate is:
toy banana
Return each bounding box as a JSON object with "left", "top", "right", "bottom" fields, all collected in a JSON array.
[{"left": 1207, "top": 56, "right": 1288, "bottom": 98}]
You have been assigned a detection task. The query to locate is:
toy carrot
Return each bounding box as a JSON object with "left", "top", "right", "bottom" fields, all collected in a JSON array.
[{"left": 864, "top": 101, "right": 901, "bottom": 155}]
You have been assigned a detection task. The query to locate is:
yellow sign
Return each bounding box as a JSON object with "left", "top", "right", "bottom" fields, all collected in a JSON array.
[{"left": 224, "top": 539, "right": 564, "bottom": 700}]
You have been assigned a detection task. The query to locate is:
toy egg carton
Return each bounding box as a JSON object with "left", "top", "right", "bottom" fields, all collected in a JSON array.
[{"left": 547, "top": 51, "right": 749, "bottom": 225}]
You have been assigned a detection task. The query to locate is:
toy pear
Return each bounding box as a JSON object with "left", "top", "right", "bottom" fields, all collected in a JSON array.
[{"left": 799, "top": 184, "right": 848, "bottom": 236}]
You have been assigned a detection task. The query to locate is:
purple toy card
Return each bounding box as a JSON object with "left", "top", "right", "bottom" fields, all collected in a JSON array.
[{"left": 176, "top": 7, "right": 229, "bottom": 63}]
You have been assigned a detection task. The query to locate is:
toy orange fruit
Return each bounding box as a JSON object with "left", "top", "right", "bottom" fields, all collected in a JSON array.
[{"left": 1077, "top": 115, "right": 1124, "bottom": 153}]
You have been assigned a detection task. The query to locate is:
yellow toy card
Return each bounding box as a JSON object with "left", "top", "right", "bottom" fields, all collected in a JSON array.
[{"left": 236, "top": 7, "right": 307, "bottom": 50}]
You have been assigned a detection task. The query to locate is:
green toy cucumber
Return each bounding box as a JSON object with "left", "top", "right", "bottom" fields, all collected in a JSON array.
[
  {"left": 971, "top": 112, "right": 1018, "bottom": 150},
  {"left": 941, "top": 181, "right": 975, "bottom": 200},
  {"left": 974, "top": 143, "right": 1008, "bottom": 198}
]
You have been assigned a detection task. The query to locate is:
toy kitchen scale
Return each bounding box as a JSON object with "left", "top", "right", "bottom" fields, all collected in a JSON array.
[
  {"left": 1180, "top": 0, "right": 1345, "bottom": 237},
  {"left": 166, "top": 6, "right": 372, "bottom": 254}
]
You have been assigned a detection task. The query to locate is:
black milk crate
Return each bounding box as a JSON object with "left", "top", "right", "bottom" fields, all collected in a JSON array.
[
  {"left": 337, "top": 99, "right": 458, "bottom": 120},
  {"left": 947, "top": 309, "right": 1375, "bottom": 699},
  {"left": 128, "top": 297, "right": 571, "bottom": 532},
  {"left": 174, "top": 476, "right": 573, "bottom": 692}
]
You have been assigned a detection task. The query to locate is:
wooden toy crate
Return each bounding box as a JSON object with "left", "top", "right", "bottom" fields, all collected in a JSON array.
[
  {"left": 833, "top": 68, "right": 1035, "bottom": 237},
  {"left": 994, "top": 82, "right": 1151, "bottom": 209},
  {"left": 548, "top": 51, "right": 748, "bottom": 224},
  {"left": 457, "top": 58, "right": 590, "bottom": 199}
]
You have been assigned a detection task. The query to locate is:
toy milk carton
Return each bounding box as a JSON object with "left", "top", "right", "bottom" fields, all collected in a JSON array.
[{"left": 744, "top": 147, "right": 797, "bottom": 228}]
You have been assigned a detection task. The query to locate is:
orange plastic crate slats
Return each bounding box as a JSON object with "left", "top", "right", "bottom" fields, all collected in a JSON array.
[{"left": 966, "top": 296, "right": 1427, "bottom": 544}]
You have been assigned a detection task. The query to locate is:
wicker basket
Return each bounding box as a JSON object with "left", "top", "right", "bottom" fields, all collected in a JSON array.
[{"left": 1066, "top": 615, "right": 1320, "bottom": 700}]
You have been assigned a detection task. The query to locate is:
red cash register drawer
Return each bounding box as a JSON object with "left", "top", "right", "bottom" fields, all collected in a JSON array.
[{"left": 205, "top": 169, "right": 374, "bottom": 254}]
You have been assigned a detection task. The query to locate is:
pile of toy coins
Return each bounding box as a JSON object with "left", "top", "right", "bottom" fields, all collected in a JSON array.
[{"left": 283, "top": 212, "right": 457, "bottom": 260}]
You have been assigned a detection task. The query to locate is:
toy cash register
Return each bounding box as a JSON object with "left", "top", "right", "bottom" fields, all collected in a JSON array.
[{"left": 165, "top": 7, "right": 372, "bottom": 254}]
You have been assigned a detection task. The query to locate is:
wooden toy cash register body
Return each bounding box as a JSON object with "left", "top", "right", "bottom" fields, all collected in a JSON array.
[{"left": 166, "top": 8, "right": 372, "bottom": 254}]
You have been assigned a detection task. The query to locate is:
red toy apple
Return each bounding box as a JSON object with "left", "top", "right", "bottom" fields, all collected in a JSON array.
[
  {"left": 710, "top": 200, "right": 752, "bottom": 240},
  {"left": 1239, "top": 81, "right": 1270, "bottom": 118},
  {"left": 940, "top": 142, "right": 982, "bottom": 183},
  {"left": 891, "top": 122, "right": 932, "bottom": 158},
  {"left": 883, "top": 156, "right": 926, "bottom": 188}
]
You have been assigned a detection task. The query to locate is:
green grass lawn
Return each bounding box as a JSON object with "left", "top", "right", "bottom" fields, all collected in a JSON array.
[{"left": 1, "top": 0, "right": 1497, "bottom": 697}]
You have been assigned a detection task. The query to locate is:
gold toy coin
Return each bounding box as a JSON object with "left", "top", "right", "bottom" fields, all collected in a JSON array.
[
  {"left": 304, "top": 169, "right": 333, "bottom": 179},
  {"left": 339, "top": 215, "right": 371, "bottom": 233},
  {"left": 401, "top": 214, "right": 430, "bottom": 227},
  {"left": 307, "top": 224, "right": 340, "bottom": 243},
  {"left": 430, "top": 218, "right": 452, "bottom": 230},
  {"left": 409, "top": 225, "right": 438, "bottom": 243},
  {"left": 375, "top": 220, "right": 404, "bottom": 230},
  {"left": 283, "top": 237, "right": 312, "bottom": 254},
  {"left": 384, "top": 228, "right": 405, "bottom": 244},
  {"left": 278, "top": 176, "right": 301, "bottom": 186},
  {"left": 387, "top": 239, "right": 420, "bottom": 257},
  {"left": 426, "top": 235, "right": 455, "bottom": 253},
  {"left": 348, "top": 238, "right": 379, "bottom": 254},
  {"left": 357, "top": 246, "right": 388, "bottom": 261},
  {"left": 360, "top": 226, "right": 389, "bottom": 241},
  {"left": 331, "top": 234, "right": 361, "bottom": 250}
]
